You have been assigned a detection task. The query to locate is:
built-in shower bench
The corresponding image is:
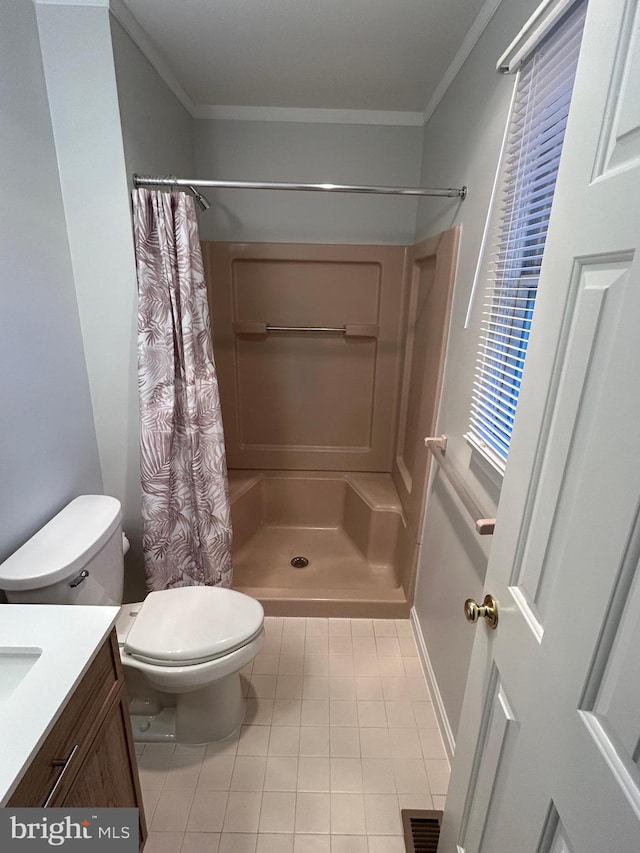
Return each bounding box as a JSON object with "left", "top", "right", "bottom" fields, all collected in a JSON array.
[{"left": 228, "top": 470, "right": 411, "bottom": 618}]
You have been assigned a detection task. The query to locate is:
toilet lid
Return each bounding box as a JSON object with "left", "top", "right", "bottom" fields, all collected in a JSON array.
[{"left": 123, "top": 587, "right": 264, "bottom": 665}]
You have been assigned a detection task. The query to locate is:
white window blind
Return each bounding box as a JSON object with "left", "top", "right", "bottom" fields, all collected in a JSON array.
[{"left": 467, "top": 0, "right": 586, "bottom": 473}]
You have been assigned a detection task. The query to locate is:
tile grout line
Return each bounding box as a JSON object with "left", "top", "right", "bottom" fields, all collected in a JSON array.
[{"left": 141, "top": 617, "right": 446, "bottom": 849}]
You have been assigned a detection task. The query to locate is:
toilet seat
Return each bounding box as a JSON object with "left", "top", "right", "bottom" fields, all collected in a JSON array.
[{"left": 123, "top": 587, "right": 264, "bottom": 667}]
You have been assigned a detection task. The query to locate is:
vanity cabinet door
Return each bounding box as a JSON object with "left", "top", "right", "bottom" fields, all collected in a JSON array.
[
  {"left": 7, "top": 631, "right": 147, "bottom": 850},
  {"left": 62, "top": 691, "right": 137, "bottom": 807},
  {"left": 7, "top": 636, "right": 119, "bottom": 808},
  {"left": 62, "top": 691, "right": 145, "bottom": 848}
]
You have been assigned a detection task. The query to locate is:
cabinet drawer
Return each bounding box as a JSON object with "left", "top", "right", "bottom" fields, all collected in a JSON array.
[{"left": 8, "top": 632, "right": 120, "bottom": 807}]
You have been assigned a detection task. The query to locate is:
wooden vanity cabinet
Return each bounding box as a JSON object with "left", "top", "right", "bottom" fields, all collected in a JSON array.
[{"left": 7, "top": 629, "right": 147, "bottom": 850}]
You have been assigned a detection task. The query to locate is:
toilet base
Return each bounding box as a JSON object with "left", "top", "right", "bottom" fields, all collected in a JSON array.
[
  {"left": 128, "top": 672, "right": 246, "bottom": 744},
  {"left": 176, "top": 672, "right": 245, "bottom": 743},
  {"left": 130, "top": 707, "right": 177, "bottom": 743}
]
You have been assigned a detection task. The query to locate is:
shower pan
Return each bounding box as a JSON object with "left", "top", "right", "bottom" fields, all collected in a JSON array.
[
  {"left": 203, "top": 230, "right": 459, "bottom": 616},
  {"left": 229, "top": 470, "right": 412, "bottom": 617}
]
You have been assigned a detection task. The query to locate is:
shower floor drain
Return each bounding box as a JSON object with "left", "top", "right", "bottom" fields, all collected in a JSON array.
[{"left": 290, "top": 556, "right": 309, "bottom": 568}]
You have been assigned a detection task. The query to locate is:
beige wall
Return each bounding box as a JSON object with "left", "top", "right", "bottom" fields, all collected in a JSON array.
[
  {"left": 205, "top": 242, "right": 407, "bottom": 472},
  {"left": 412, "top": 0, "right": 543, "bottom": 744}
]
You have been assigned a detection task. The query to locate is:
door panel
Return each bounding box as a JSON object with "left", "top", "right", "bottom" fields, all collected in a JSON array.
[
  {"left": 536, "top": 810, "right": 576, "bottom": 853},
  {"left": 441, "top": 0, "right": 640, "bottom": 850},
  {"left": 593, "top": 0, "right": 640, "bottom": 177},
  {"left": 585, "top": 525, "right": 640, "bottom": 762},
  {"left": 516, "top": 256, "right": 632, "bottom": 624},
  {"left": 457, "top": 667, "right": 517, "bottom": 853}
]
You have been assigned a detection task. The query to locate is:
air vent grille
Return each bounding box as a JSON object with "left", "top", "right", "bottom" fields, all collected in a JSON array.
[{"left": 401, "top": 809, "right": 443, "bottom": 853}]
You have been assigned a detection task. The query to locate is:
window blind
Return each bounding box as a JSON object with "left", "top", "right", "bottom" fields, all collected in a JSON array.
[{"left": 467, "top": 0, "right": 587, "bottom": 473}]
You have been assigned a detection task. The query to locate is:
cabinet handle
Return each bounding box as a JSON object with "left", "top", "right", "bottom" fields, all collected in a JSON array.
[{"left": 44, "top": 744, "right": 80, "bottom": 807}]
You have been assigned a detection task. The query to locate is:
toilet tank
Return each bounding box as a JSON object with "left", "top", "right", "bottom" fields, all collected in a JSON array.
[{"left": 0, "top": 495, "right": 125, "bottom": 606}]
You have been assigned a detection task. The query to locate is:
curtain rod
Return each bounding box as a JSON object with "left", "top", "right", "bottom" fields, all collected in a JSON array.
[{"left": 133, "top": 174, "right": 467, "bottom": 200}]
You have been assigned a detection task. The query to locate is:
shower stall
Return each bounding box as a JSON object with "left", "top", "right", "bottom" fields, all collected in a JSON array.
[{"left": 202, "top": 228, "right": 459, "bottom": 616}]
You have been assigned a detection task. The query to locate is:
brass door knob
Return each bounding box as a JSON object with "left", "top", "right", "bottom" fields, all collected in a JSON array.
[{"left": 464, "top": 594, "right": 498, "bottom": 629}]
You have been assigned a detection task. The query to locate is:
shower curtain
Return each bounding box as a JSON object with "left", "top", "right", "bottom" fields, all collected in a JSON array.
[{"left": 132, "top": 188, "right": 232, "bottom": 590}]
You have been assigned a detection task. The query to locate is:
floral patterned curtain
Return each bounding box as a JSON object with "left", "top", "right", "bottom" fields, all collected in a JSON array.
[{"left": 132, "top": 188, "right": 232, "bottom": 589}]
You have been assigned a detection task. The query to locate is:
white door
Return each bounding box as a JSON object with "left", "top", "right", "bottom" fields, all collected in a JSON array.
[{"left": 439, "top": 0, "right": 640, "bottom": 850}]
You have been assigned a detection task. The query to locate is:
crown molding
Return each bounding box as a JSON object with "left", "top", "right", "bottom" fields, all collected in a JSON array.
[
  {"left": 108, "top": 0, "right": 196, "bottom": 116},
  {"left": 35, "top": 0, "right": 109, "bottom": 5},
  {"left": 422, "top": 0, "right": 504, "bottom": 124},
  {"left": 193, "top": 104, "right": 425, "bottom": 126}
]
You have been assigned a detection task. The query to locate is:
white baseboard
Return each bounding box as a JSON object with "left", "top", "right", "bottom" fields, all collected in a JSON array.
[{"left": 410, "top": 606, "right": 455, "bottom": 763}]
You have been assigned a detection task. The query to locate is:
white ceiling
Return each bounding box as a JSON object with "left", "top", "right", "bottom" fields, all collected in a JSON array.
[{"left": 118, "top": 0, "right": 493, "bottom": 118}]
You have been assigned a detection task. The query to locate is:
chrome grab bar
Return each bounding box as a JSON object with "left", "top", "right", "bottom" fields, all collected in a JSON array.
[
  {"left": 266, "top": 325, "right": 346, "bottom": 333},
  {"left": 233, "top": 322, "right": 379, "bottom": 338},
  {"left": 425, "top": 435, "right": 496, "bottom": 535}
]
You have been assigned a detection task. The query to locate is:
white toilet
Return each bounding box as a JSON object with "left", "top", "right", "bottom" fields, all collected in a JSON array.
[{"left": 0, "top": 495, "right": 264, "bottom": 743}]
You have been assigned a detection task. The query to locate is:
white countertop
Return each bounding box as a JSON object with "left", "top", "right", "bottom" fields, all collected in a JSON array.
[{"left": 0, "top": 604, "right": 119, "bottom": 805}]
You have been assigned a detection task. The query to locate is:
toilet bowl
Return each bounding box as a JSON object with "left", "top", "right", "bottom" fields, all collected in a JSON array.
[
  {"left": 0, "top": 495, "right": 264, "bottom": 743},
  {"left": 117, "top": 586, "right": 264, "bottom": 742}
]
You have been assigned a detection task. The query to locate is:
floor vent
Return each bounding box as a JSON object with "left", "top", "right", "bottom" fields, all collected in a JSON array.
[{"left": 401, "top": 809, "right": 443, "bottom": 853}]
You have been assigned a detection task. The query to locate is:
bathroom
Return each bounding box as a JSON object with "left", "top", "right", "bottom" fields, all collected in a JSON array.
[
  {"left": 3, "top": 0, "right": 501, "bottom": 733},
  {"left": 4, "top": 0, "right": 637, "bottom": 850}
]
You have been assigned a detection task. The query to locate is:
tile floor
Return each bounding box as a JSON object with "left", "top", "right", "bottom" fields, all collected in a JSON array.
[{"left": 139, "top": 617, "right": 449, "bottom": 852}]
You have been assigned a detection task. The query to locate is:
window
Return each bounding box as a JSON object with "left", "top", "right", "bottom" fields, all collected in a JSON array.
[{"left": 467, "top": 0, "right": 587, "bottom": 473}]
